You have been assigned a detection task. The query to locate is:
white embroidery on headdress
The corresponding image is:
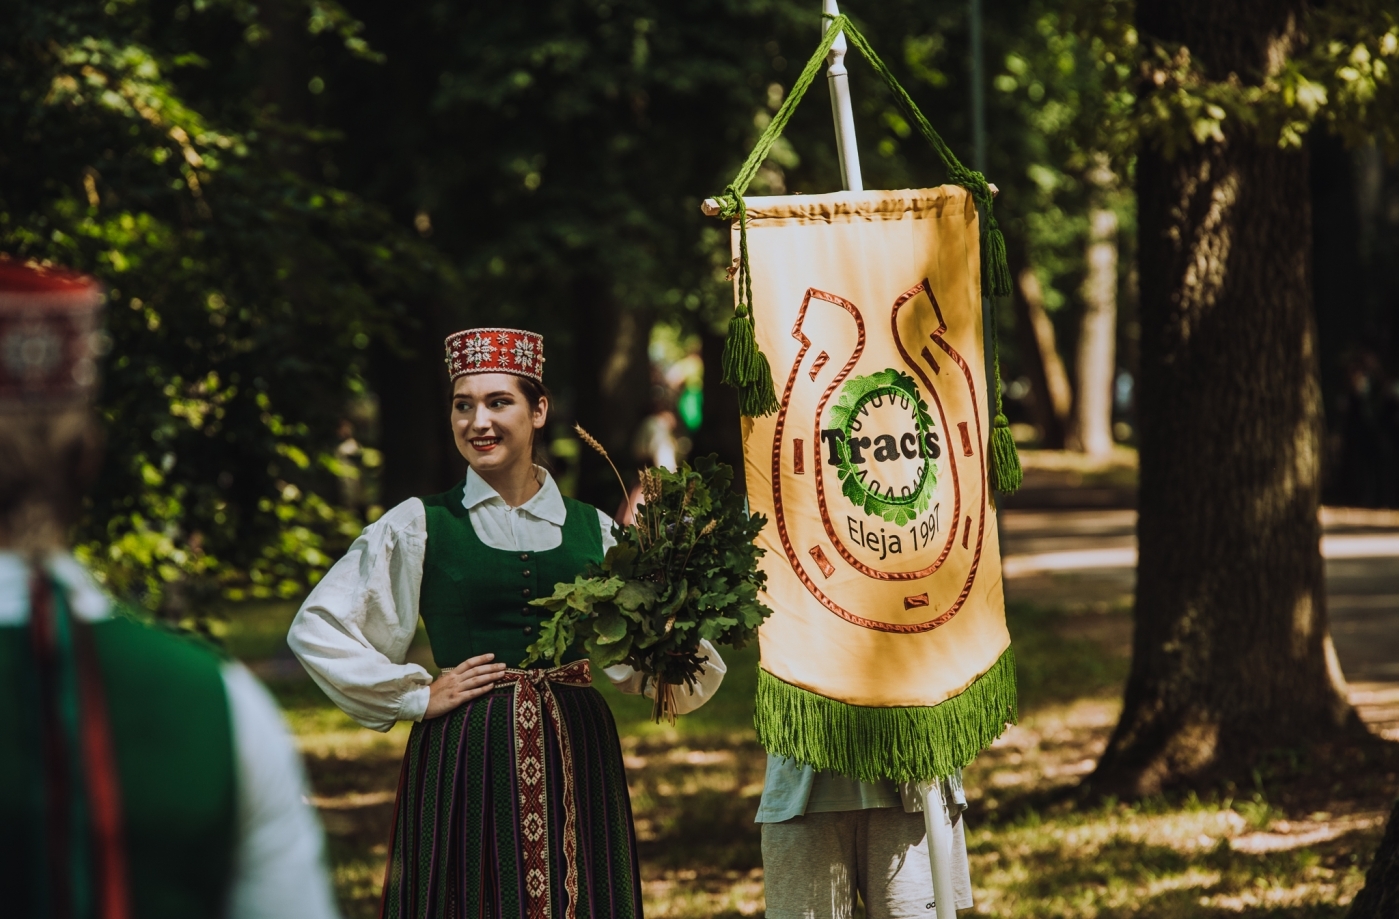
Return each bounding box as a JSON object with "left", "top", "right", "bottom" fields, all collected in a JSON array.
[
  {"left": 510, "top": 336, "right": 537, "bottom": 371},
  {"left": 461, "top": 333, "right": 496, "bottom": 368}
]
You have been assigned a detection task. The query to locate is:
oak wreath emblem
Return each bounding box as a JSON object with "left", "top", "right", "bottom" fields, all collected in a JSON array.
[
  {"left": 825, "top": 368, "right": 939, "bottom": 526},
  {"left": 768, "top": 280, "right": 990, "bottom": 634}
]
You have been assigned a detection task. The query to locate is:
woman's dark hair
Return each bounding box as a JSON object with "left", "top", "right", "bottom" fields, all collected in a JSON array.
[
  {"left": 450, "top": 374, "right": 554, "bottom": 470},
  {"left": 512, "top": 375, "right": 553, "bottom": 470}
]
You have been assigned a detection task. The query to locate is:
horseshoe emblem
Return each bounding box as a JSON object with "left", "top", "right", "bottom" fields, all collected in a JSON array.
[{"left": 768, "top": 280, "right": 991, "bottom": 633}]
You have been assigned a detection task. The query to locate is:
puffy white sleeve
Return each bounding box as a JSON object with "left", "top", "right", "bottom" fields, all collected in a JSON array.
[
  {"left": 602, "top": 640, "right": 727, "bottom": 715},
  {"left": 287, "top": 498, "right": 433, "bottom": 731},
  {"left": 598, "top": 508, "right": 618, "bottom": 553},
  {"left": 222, "top": 663, "right": 341, "bottom": 919}
]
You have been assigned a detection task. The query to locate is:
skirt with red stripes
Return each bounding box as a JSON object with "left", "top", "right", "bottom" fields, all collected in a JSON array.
[{"left": 379, "top": 682, "right": 643, "bottom": 919}]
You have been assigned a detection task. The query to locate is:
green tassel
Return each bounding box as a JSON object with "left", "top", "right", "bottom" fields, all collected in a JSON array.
[
  {"left": 740, "top": 349, "right": 779, "bottom": 417},
  {"left": 989, "top": 412, "right": 1023, "bottom": 494},
  {"left": 754, "top": 646, "right": 1018, "bottom": 783},
  {"left": 722, "top": 307, "right": 779, "bottom": 417},
  {"left": 987, "top": 224, "right": 1012, "bottom": 298},
  {"left": 721, "top": 310, "right": 757, "bottom": 388}
]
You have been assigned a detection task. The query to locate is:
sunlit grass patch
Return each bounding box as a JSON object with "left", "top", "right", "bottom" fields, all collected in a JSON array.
[
  {"left": 966, "top": 797, "right": 1378, "bottom": 917},
  {"left": 643, "top": 867, "right": 766, "bottom": 918},
  {"left": 229, "top": 591, "right": 1394, "bottom": 919}
]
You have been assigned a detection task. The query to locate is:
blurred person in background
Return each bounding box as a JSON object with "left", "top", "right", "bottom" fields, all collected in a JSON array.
[
  {"left": 289, "top": 327, "right": 725, "bottom": 919},
  {"left": 617, "top": 378, "right": 681, "bottom": 525},
  {"left": 0, "top": 259, "right": 340, "bottom": 919},
  {"left": 1332, "top": 349, "right": 1399, "bottom": 508}
]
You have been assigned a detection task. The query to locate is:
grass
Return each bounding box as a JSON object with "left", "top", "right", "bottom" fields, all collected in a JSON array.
[{"left": 224, "top": 600, "right": 1394, "bottom": 918}]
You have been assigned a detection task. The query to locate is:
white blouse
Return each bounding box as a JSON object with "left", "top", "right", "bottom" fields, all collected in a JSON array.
[{"left": 288, "top": 467, "right": 726, "bottom": 732}]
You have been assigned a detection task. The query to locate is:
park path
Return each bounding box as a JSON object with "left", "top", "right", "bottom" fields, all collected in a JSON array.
[{"left": 999, "top": 506, "right": 1399, "bottom": 741}]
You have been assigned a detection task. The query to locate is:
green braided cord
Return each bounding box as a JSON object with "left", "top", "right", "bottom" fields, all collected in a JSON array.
[
  {"left": 713, "top": 14, "right": 1015, "bottom": 423},
  {"left": 754, "top": 645, "right": 1019, "bottom": 783},
  {"left": 722, "top": 27, "right": 847, "bottom": 205},
  {"left": 835, "top": 19, "right": 1012, "bottom": 298}
]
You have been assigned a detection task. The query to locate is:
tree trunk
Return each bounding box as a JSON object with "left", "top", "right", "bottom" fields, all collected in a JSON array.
[
  {"left": 1068, "top": 202, "right": 1119, "bottom": 456},
  {"left": 1349, "top": 797, "right": 1399, "bottom": 917},
  {"left": 1012, "top": 259, "right": 1072, "bottom": 449},
  {"left": 571, "top": 277, "right": 654, "bottom": 510},
  {"left": 373, "top": 298, "right": 462, "bottom": 506},
  {"left": 1091, "top": 0, "right": 1357, "bottom": 796},
  {"left": 692, "top": 327, "right": 746, "bottom": 493}
]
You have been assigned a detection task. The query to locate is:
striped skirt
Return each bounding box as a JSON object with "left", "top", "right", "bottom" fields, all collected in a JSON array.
[{"left": 380, "top": 674, "right": 643, "bottom": 919}]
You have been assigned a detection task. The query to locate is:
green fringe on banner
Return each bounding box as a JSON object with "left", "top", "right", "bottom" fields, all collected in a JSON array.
[{"left": 754, "top": 645, "right": 1018, "bottom": 783}]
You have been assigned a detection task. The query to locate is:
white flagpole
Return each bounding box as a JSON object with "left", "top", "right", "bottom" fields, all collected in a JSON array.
[
  {"left": 823, "top": 0, "right": 863, "bottom": 191},
  {"left": 917, "top": 779, "right": 960, "bottom": 919},
  {"left": 825, "top": 5, "right": 952, "bottom": 915}
]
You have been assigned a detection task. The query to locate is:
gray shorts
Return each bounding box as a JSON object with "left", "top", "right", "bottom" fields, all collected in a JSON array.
[{"left": 761, "top": 807, "right": 973, "bottom": 919}]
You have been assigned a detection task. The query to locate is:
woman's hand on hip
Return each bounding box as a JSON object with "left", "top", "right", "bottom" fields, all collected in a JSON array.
[{"left": 425, "top": 653, "right": 508, "bottom": 719}]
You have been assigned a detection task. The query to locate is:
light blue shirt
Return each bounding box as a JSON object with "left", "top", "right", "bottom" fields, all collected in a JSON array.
[
  {"left": 755, "top": 755, "right": 902, "bottom": 823},
  {"left": 755, "top": 754, "right": 968, "bottom": 824}
]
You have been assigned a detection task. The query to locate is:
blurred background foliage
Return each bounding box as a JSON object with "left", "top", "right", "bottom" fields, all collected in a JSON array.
[{"left": 2, "top": 0, "right": 1397, "bottom": 613}]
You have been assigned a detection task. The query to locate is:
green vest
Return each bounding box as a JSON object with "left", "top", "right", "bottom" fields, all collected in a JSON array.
[
  {"left": 0, "top": 611, "right": 236, "bottom": 919},
  {"left": 419, "top": 482, "right": 605, "bottom": 670}
]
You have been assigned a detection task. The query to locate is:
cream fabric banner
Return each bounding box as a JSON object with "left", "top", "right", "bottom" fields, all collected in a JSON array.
[{"left": 740, "top": 186, "right": 1012, "bottom": 730}]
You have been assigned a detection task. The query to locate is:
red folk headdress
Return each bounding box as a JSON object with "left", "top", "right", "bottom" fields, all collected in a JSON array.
[
  {"left": 444, "top": 327, "right": 545, "bottom": 383},
  {"left": 0, "top": 260, "right": 104, "bottom": 404}
]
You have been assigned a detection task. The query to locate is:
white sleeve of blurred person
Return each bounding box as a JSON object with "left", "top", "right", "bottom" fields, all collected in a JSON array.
[
  {"left": 223, "top": 662, "right": 341, "bottom": 919},
  {"left": 287, "top": 498, "right": 434, "bottom": 732}
]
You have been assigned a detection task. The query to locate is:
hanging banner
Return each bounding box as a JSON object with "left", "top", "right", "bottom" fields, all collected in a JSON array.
[{"left": 741, "top": 186, "right": 1016, "bottom": 783}]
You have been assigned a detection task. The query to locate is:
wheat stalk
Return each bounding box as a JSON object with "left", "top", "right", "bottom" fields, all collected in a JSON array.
[{"left": 574, "top": 423, "right": 630, "bottom": 509}]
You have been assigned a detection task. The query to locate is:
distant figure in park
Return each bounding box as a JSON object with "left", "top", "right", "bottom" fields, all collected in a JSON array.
[
  {"left": 0, "top": 260, "right": 340, "bottom": 918},
  {"left": 288, "top": 326, "right": 726, "bottom": 919},
  {"left": 1331, "top": 349, "right": 1399, "bottom": 508}
]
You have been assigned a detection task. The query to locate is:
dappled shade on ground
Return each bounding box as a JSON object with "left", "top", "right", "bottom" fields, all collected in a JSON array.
[{"left": 226, "top": 592, "right": 1396, "bottom": 918}]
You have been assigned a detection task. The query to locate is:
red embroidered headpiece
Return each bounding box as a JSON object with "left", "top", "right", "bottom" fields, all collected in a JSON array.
[
  {"left": 444, "top": 327, "right": 545, "bottom": 383},
  {"left": 0, "top": 260, "right": 104, "bottom": 404}
]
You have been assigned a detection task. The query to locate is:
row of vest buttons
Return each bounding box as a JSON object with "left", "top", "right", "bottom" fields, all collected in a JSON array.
[{"left": 522, "top": 552, "right": 534, "bottom": 635}]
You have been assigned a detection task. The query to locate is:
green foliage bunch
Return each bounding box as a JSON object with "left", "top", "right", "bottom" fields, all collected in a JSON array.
[
  {"left": 981, "top": 0, "right": 1136, "bottom": 318},
  {"left": 1, "top": 0, "right": 454, "bottom": 610},
  {"left": 1136, "top": 0, "right": 1399, "bottom": 156},
  {"left": 523, "top": 456, "right": 771, "bottom": 719}
]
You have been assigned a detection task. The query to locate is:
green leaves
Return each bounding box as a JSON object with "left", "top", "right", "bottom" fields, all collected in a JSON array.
[{"left": 519, "top": 455, "right": 773, "bottom": 705}]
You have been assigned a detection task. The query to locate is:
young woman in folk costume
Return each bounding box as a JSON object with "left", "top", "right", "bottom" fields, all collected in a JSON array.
[{"left": 290, "top": 327, "right": 727, "bottom": 919}]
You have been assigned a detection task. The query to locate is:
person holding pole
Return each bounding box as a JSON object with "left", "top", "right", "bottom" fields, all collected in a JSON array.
[
  {"left": 288, "top": 326, "right": 727, "bottom": 919},
  {"left": 0, "top": 259, "right": 340, "bottom": 919},
  {"left": 742, "top": 4, "right": 1008, "bottom": 917}
]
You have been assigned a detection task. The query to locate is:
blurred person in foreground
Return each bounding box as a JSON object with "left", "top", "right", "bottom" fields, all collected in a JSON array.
[{"left": 0, "top": 259, "right": 340, "bottom": 919}]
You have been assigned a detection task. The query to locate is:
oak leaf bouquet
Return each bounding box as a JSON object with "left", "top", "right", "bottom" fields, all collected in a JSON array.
[{"left": 521, "top": 427, "right": 772, "bottom": 722}]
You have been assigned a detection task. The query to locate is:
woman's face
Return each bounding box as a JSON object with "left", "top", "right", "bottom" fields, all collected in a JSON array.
[{"left": 451, "top": 373, "right": 547, "bottom": 475}]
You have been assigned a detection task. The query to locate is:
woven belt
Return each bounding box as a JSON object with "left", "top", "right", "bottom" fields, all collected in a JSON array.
[{"left": 496, "top": 660, "right": 592, "bottom": 919}]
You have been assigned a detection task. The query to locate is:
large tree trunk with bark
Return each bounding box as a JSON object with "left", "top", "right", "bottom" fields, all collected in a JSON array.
[
  {"left": 1349, "top": 797, "right": 1399, "bottom": 917},
  {"left": 693, "top": 327, "right": 746, "bottom": 493},
  {"left": 1091, "top": 0, "right": 1358, "bottom": 796}
]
